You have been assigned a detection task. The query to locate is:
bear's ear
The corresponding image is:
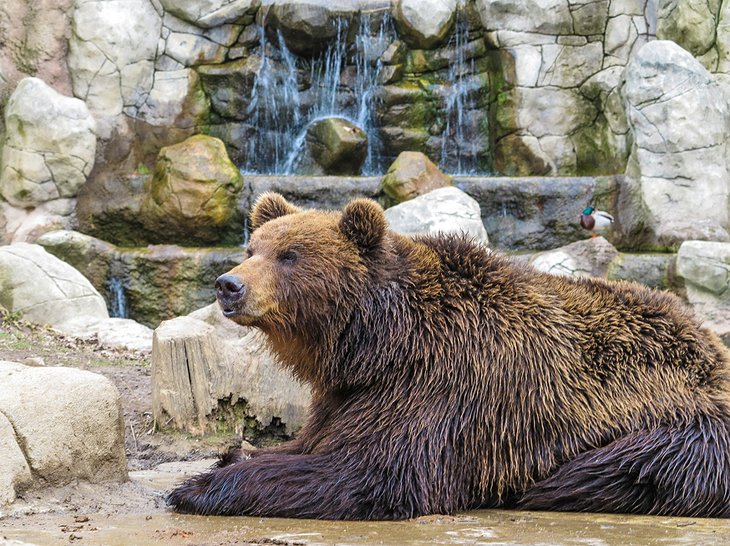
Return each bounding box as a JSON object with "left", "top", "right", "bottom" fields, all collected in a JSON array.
[
  {"left": 250, "top": 192, "right": 300, "bottom": 230},
  {"left": 339, "top": 199, "right": 387, "bottom": 254}
]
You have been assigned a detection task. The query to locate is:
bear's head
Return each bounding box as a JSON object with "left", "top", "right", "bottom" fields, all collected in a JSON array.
[{"left": 215, "top": 193, "right": 388, "bottom": 353}]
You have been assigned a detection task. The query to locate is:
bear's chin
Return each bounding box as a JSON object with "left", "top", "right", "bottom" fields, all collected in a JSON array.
[
  {"left": 226, "top": 314, "right": 258, "bottom": 327},
  {"left": 218, "top": 305, "right": 257, "bottom": 326}
]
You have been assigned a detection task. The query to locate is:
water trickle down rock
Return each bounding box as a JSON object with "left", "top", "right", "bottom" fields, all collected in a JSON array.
[{"left": 292, "top": 117, "right": 369, "bottom": 175}]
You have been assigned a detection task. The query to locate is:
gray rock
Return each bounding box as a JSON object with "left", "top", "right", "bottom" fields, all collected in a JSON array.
[
  {"left": 477, "top": 0, "right": 573, "bottom": 35},
  {"left": 0, "top": 241, "right": 152, "bottom": 350},
  {"left": 0, "top": 243, "right": 109, "bottom": 329},
  {"left": 159, "top": 0, "right": 260, "bottom": 29},
  {"left": 380, "top": 151, "right": 453, "bottom": 208},
  {"left": 656, "top": 0, "right": 717, "bottom": 57},
  {"left": 530, "top": 237, "right": 619, "bottom": 278},
  {"left": 38, "top": 230, "right": 245, "bottom": 328},
  {"left": 393, "top": 0, "right": 457, "bottom": 49},
  {"left": 620, "top": 41, "right": 730, "bottom": 249},
  {"left": 248, "top": 175, "right": 381, "bottom": 211},
  {"left": 63, "top": 317, "right": 154, "bottom": 353},
  {"left": 676, "top": 241, "right": 730, "bottom": 297},
  {"left": 0, "top": 408, "right": 32, "bottom": 505},
  {"left": 0, "top": 78, "right": 96, "bottom": 207},
  {"left": 0, "top": 361, "right": 127, "bottom": 488},
  {"left": 606, "top": 252, "right": 673, "bottom": 290},
  {"left": 296, "top": 117, "right": 368, "bottom": 175},
  {"left": 676, "top": 241, "right": 730, "bottom": 344},
  {"left": 384, "top": 186, "right": 489, "bottom": 244},
  {"left": 140, "top": 134, "right": 243, "bottom": 245},
  {"left": 0, "top": 198, "right": 76, "bottom": 245},
  {"left": 264, "top": 0, "right": 356, "bottom": 56},
  {"left": 198, "top": 56, "right": 261, "bottom": 120},
  {"left": 458, "top": 175, "right": 620, "bottom": 251}
]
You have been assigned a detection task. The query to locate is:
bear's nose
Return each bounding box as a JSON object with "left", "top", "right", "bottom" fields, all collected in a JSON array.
[{"left": 215, "top": 274, "right": 245, "bottom": 301}]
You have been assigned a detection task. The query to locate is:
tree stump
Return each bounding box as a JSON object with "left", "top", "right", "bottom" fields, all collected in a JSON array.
[
  {"left": 152, "top": 316, "right": 225, "bottom": 435},
  {"left": 151, "top": 307, "right": 311, "bottom": 437}
]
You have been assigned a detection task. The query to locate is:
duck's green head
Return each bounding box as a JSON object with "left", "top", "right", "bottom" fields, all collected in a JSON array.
[{"left": 582, "top": 207, "right": 595, "bottom": 215}]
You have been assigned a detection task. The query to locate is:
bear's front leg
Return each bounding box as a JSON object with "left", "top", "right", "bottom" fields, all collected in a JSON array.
[{"left": 167, "top": 452, "right": 418, "bottom": 520}]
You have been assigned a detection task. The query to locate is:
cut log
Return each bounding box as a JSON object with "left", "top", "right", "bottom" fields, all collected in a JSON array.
[
  {"left": 151, "top": 307, "right": 311, "bottom": 437},
  {"left": 152, "top": 316, "right": 224, "bottom": 435}
]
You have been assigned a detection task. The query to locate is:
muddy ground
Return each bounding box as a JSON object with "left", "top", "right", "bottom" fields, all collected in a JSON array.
[
  {"left": 0, "top": 313, "right": 246, "bottom": 542},
  {"left": 3, "top": 314, "right": 730, "bottom": 545}
]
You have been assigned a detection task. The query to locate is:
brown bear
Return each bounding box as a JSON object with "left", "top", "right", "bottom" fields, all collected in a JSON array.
[{"left": 168, "top": 192, "right": 730, "bottom": 520}]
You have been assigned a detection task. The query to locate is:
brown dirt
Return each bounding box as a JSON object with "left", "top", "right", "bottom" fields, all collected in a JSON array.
[
  {"left": 0, "top": 309, "right": 243, "bottom": 530},
  {"left": 0, "top": 309, "right": 240, "bottom": 471}
]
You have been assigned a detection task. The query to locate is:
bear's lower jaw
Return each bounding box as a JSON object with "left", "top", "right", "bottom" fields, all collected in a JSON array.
[
  {"left": 225, "top": 312, "right": 259, "bottom": 328},
  {"left": 220, "top": 306, "right": 237, "bottom": 318}
]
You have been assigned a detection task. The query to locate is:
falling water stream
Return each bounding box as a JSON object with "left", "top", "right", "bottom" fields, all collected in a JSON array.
[
  {"left": 107, "top": 276, "right": 128, "bottom": 319},
  {"left": 238, "top": 8, "right": 488, "bottom": 176}
]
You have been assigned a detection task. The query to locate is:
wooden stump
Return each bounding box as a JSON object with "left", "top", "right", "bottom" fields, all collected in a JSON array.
[
  {"left": 152, "top": 316, "right": 228, "bottom": 435},
  {"left": 152, "top": 306, "right": 311, "bottom": 437}
]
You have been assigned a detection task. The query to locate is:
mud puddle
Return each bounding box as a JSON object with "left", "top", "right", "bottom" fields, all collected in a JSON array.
[{"left": 2, "top": 458, "right": 730, "bottom": 546}]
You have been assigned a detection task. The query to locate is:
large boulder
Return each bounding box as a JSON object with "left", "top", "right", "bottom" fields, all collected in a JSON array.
[
  {"left": 141, "top": 135, "right": 244, "bottom": 245},
  {"left": 158, "top": 0, "right": 260, "bottom": 28},
  {"left": 37, "top": 230, "right": 245, "bottom": 328},
  {"left": 152, "top": 304, "right": 311, "bottom": 436},
  {"left": 380, "top": 151, "right": 453, "bottom": 207},
  {"left": 0, "top": 242, "right": 153, "bottom": 350},
  {"left": 676, "top": 241, "right": 730, "bottom": 344},
  {"left": 294, "top": 117, "right": 368, "bottom": 175},
  {"left": 384, "top": 186, "right": 489, "bottom": 243},
  {"left": 0, "top": 361, "right": 127, "bottom": 493},
  {"left": 530, "top": 237, "right": 620, "bottom": 278},
  {"left": 620, "top": 41, "right": 730, "bottom": 249},
  {"left": 393, "top": 0, "right": 457, "bottom": 49},
  {"left": 0, "top": 77, "right": 96, "bottom": 207},
  {"left": 0, "top": 243, "right": 109, "bottom": 329}
]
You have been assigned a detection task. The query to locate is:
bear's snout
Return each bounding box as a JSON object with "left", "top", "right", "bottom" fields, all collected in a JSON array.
[{"left": 215, "top": 274, "right": 246, "bottom": 317}]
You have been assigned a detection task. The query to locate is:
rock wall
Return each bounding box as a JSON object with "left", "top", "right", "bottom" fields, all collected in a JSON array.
[
  {"left": 479, "top": 0, "right": 654, "bottom": 176},
  {"left": 1, "top": 0, "right": 730, "bottom": 251}
]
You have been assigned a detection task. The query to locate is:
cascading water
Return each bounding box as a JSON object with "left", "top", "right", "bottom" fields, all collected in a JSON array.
[
  {"left": 439, "top": 10, "right": 486, "bottom": 175},
  {"left": 241, "top": 13, "right": 392, "bottom": 175},
  {"left": 107, "top": 276, "right": 128, "bottom": 319},
  {"left": 238, "top": 6, "right": 489, "bottom": 176}
]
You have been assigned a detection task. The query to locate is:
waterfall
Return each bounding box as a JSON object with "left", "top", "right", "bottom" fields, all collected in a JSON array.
[
  {"left": 439, "top": 10, "right": 486, "bottom": 175},
  {"left": 237, "top": 7, "right": 488, "bottom": 175},
  {"left": 240, "top": 13, "right": 394, "bottom": 175},
  {"left": 107, "top": 276, "right": 128, "bottom": 319}
]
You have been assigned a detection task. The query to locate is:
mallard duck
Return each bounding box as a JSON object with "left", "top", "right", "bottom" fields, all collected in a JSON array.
[{"left": 580, "top": 207, "right": 614, "bottom": 237}]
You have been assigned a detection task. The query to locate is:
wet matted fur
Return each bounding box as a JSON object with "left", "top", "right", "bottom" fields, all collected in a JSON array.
[{"left": 168, "top": 193, "right": 730, "bottom": 520}]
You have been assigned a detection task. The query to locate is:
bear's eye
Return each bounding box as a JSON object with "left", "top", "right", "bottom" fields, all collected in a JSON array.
[
  {"left": 244, "top": 247, "right": 253, "bottom": 259},
  {"left": 278, "top": 250, "right": 298, "bottom": 265}
]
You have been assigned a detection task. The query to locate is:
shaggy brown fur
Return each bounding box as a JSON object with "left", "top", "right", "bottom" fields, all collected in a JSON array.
[{"left": 168, "top": 193, "right": 730, "bottom": 520}]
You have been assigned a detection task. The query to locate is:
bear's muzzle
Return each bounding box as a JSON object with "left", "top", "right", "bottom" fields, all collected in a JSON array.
[{"left": 215, "top": 274, "right": 246, "bottom": 317}]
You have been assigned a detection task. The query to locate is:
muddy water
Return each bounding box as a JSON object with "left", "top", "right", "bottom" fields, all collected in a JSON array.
[
  {"left": 2, "top": 460, "right": 730, "bottom": 545},
  {"left": 5, "top": 509, "right": 730, "bottom": 546}
]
